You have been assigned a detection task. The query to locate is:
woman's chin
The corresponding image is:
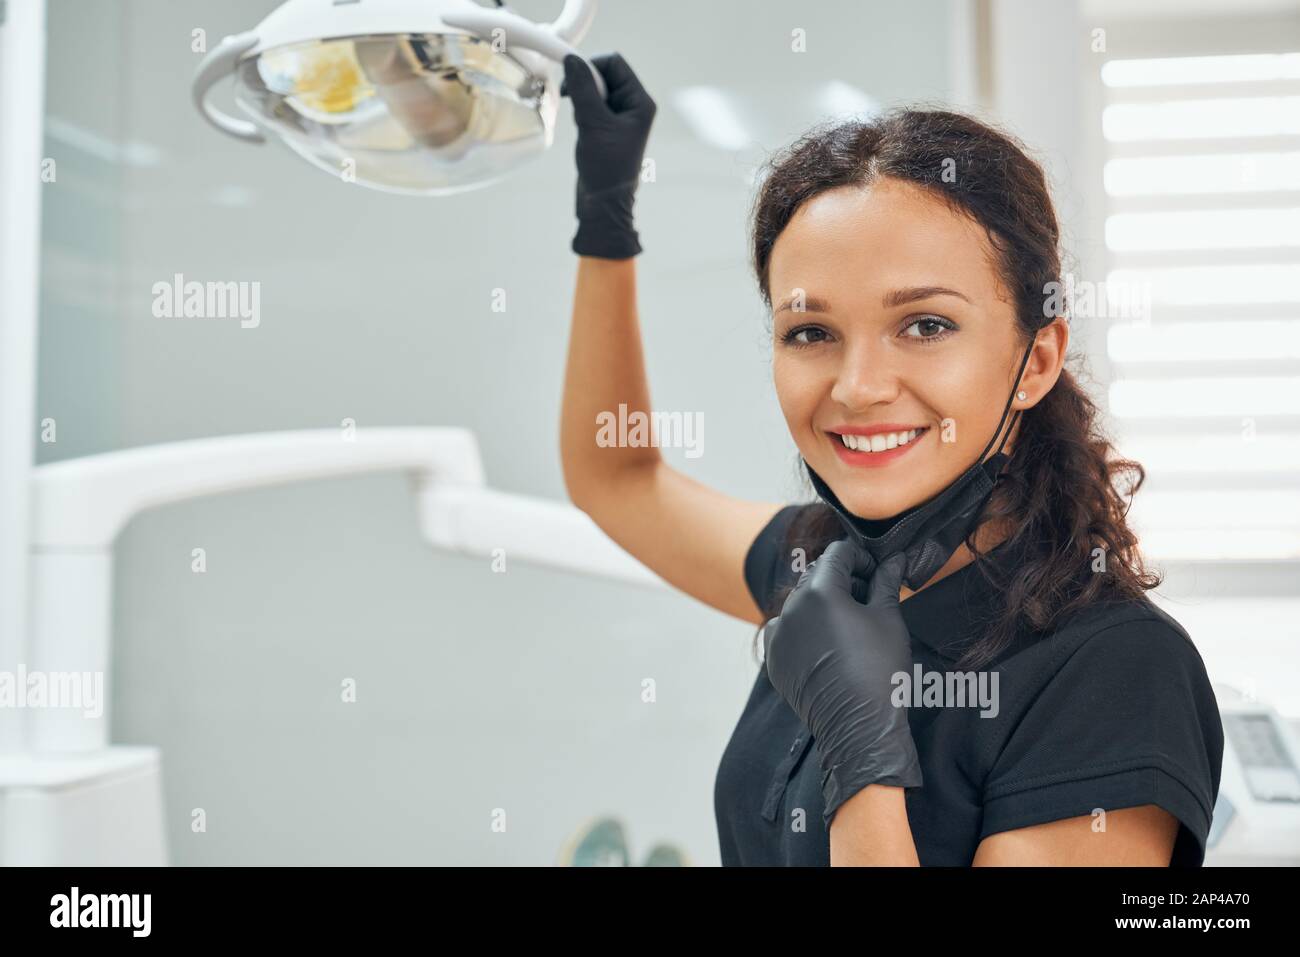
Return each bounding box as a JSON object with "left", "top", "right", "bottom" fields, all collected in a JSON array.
[
  {"left": 823, "top": 483, "right": 920, "bottom": 521},
  {"left": 840, "top": 500, "right": 917, "bottom": 522},
  {"left": 823, "top": 459, "right": 955, "bottom": 519}
]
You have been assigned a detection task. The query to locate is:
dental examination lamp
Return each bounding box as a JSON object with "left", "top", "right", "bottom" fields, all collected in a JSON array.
[{"left": 192, "top": 0, "right": 607, "bottom": 194}]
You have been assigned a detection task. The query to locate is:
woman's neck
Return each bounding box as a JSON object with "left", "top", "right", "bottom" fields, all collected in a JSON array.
[{"left": 898, "top": 517, "right": 1013, "bottom": 603}]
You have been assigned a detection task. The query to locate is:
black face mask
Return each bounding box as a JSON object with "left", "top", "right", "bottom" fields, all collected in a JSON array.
[{"left": 802, "top": 340, "right": 1033, "bottom": 592}]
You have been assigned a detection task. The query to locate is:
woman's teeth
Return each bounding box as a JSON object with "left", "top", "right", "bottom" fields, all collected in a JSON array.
[{"left": 839, "top": 428, "right": 925, "bottom": 452}]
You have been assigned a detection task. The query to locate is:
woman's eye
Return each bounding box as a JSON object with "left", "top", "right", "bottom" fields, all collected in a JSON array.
[
  {"left": 901, "top": 316, "right": 956, "bottom": 343},
  {"left": 781, "top": 325, "right": 830, "bottom": 347}
]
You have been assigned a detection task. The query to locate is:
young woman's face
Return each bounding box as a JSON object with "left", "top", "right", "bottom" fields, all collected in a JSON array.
[{"left": 768, "top": 177, "right": 1032, "bottom": 521}]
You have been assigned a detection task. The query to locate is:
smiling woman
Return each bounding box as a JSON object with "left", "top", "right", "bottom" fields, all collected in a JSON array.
[
  {"left": 556, "top": 54, "right": 1223, "bottom": 869},
  {"left": 727, "top": 109, "right": 1223, "bottom": 866},
  {"left": 751, "top": 110, "right": 1149, "bottom": 651}
]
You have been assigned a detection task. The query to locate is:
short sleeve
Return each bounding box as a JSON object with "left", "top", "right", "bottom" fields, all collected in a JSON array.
[
  {"left": 742, "top": 504, "right": 810, "bottom": 619},
  {"left": 980, "top": 617, "right": 1224, "bottom": 866}
]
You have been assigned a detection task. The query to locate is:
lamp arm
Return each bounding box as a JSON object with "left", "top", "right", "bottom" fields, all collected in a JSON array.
[
  {"left": 30, "top": 428, "right": 484, "bottom": 549},
  {"left": 29, "top": 426, "right": 665, "bottom": 588}
]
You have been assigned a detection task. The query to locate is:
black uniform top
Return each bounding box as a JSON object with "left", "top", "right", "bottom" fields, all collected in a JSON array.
[{"left": 714, "top": 504, "right": 1225, "bottom": 866}]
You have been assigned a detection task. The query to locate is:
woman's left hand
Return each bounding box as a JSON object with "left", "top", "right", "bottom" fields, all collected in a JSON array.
[{"left": 763, "top": 541, "right": 923, "bottom": 825}]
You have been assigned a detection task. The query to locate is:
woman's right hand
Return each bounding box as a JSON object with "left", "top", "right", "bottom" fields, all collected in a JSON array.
[{"left": 559, "top": 52, "right": 657, "bottom": 259}]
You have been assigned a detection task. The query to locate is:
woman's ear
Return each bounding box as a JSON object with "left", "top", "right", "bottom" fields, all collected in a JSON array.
[{"left": 1018, "top": 318, "right": 1070, "bottom": 407}]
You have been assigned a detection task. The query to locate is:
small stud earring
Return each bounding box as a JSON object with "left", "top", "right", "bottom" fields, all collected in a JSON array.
[{"left": 1016, "top": 390, "right": 1027, "bottom": 401}]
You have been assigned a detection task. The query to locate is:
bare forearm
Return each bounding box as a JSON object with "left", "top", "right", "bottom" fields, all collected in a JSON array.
[
  {"left": 828, "top": 784, "right": 921, "bottom": 866},
  {"left": 560, "top": 257, "right": 661, "bottom": 503}
]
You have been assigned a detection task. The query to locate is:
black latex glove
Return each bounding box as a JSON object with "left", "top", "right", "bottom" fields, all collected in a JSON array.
[
  {"left": 763, "top": 543, "right": 922, "bottom": 827},
  {"left": 559, "top": 52, "right": 656, "bottom": 259}
]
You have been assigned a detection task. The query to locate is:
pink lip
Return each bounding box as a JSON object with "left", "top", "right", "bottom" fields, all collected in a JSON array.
[{"left": 828, "top": 427, "right": 929, "bottom": 468}]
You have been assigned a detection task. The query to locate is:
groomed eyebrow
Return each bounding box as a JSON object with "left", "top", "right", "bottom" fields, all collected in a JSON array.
[
  {"left": 773, "top": 286, "right": 972, "bottom": 314},
  {"left": 883, "top": 285, "right": 973, "bottom": 308}
]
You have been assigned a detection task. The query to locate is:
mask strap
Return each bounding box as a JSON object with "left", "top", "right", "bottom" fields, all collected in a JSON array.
[{"left": 977, "top": 337, "right": 1036, "bottom": 466}]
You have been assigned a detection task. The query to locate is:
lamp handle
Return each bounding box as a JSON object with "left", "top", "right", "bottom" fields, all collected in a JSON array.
[
  {"left": 192, "top": 31, "right": 266, "bottom": 143},
  {"left": 440, "top": 7, "right": 608, "bottom": 101}
]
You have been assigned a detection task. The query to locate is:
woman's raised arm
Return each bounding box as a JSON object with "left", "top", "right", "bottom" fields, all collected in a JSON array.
[
  {"left": 557, "top": 53, "right": 780, "bottom": 625},
  {"left": 560, "top": 255, "right": 781, "bottom": 625}
]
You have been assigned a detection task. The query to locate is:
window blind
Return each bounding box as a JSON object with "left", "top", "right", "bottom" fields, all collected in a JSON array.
[{"left": 1098, "top": 49, "right": 1300, "bottom": 561}]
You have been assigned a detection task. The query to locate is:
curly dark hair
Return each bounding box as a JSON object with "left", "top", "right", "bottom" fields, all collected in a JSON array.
[{"left": 749, "top": 107, "right": 1161, "bottom": 672}]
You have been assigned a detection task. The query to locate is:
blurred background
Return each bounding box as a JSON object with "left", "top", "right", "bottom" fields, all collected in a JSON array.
[{"left": 17, "top": 0, "right": 1300, "bottom": 864}]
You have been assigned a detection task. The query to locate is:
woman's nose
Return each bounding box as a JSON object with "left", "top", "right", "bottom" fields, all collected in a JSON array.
[{"left": 829, "top": 341, "right": 900, "bottom": 410}]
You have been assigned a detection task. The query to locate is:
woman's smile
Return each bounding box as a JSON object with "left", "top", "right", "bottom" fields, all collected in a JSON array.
[{"left": 827, "top": 425, "right": 931, "bottom": 468}]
